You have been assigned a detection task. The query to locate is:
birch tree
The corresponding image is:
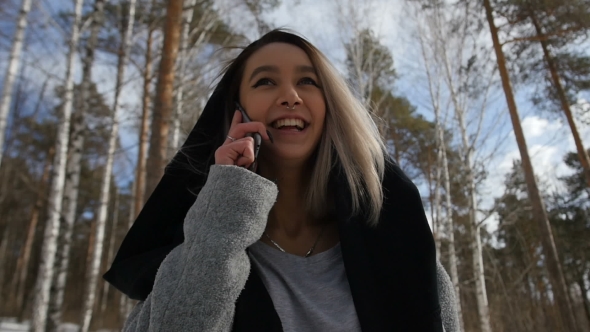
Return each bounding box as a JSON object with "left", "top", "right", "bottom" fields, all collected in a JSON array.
[
  {"left": 483, "top": 0, "right": 579, "bottom": 330},
  {"left": 437, "top": 4, "right": 493, "bottom": 330},
  {"left": 46, "top": 2, "right": 106, "bottom": 331},
  {"left": 171, "top": 0, "right": 196, "bottom": 153},
  {"left": 29, "top": 0, "right": 84, "bottom": 330},
  {"left": 0, "top": 0, "right": 32, "bottom": 168},
  {"left": 406, "top": 1, "right": 502, "bottom": 330},
  {"left": 100, "top": 188, "right": 120, "bottom": 317},
  {"left": 80, "top": 0, "right": 137, "bottom": 330},
  {"left": 411, "top": 4, "right": 465, "bottom": 329}
]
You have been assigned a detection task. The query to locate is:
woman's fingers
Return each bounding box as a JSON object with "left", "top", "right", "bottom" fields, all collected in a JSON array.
[
  {"left": 214, "top": 137, "right": 255, "bottom": 166},
  {"left": 215, "top": 110, "right": 270, "bottom": 167},
  {"left": 225, "top": 111, "right": 270, "bottom": 144}
]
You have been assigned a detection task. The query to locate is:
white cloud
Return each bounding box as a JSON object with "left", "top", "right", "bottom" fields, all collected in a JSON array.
[{"left": 521, "top": 115, "right": 562, "bottom": 139}]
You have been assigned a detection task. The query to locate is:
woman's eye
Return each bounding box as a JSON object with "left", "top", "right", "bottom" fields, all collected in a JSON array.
[
  {"left": 299, "top": 77, "right": 319, "bottom": 86},
  {"left": 252, "top": 78, "right": 274, "bottom": 87}
]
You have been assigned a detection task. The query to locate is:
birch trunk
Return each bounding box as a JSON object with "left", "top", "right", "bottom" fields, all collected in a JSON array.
[
  {"left": 0, "top": 0, "right": 32, "bottom": 168},
  {"left": 413, "top": 3, "right": 466, "bottom": 329},
  {"left": 455, "top": 103, "right": 492, "bottom": 332},
  {"left": 47, "top": 2, "right": 105, "bottom": 331},
  {"left": 171, "top": 0, "right": 197, "bottom": 153},
  {"left": 433, "top": 142, "right": 442, "bottom": 259},
  {"left": 440, "top": 131, "right": 464, "bottom": 332},
  {"left": 29, "top": 0, "right": 84, "bottom": 329},
  {"left": 483, "top": 0, "right": 578, "bottom": 330},
  {"left": 433, "top": 2, "right": 492, "bottom": 328},
  {"left": 100, "top": 189, "right": 119, "bottom": 316},
  {"left": 145, "top": 0, "right": 184, "bottom": 200},
  {"left": 80, "top": 1, "right": 137, "bottom": 330},
  {"left": 133, "top": 0, "right": 157, "bottom": 217}
]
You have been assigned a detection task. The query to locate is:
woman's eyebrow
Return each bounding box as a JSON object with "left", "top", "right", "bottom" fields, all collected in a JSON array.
[
  {"left": 296, "top": 65, "right": 316, "bottom": 74},
  {"left": 249, "top": 65, "right": 279, "bottom": 81},
  {"left": 249, "top": 65, "right": 317, "bottom": 81}
]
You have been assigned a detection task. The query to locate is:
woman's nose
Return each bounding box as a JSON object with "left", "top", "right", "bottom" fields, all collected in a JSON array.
[{"left": 277, "top": 84, "right": 302, "bottom": 109}]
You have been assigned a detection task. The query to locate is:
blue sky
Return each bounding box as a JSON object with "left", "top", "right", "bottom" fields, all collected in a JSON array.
[{"left": 2, "top": 0, "right": 590, "bottom": 235}]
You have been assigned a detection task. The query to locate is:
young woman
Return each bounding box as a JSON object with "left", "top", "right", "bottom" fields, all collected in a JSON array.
[{"left": 104, "top": 29, "right": 459, "bottom": 332}]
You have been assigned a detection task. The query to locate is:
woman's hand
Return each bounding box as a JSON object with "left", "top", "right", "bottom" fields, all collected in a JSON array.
[{"left": 214, "top": 110, "right": 270, "bottom": 168}]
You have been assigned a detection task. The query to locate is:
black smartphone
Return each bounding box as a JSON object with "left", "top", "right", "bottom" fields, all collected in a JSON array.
[{"left": 235, "top": 102, "right": 261, "bottom": 171}]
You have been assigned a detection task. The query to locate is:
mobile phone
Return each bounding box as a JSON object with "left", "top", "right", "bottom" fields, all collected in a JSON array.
[{"left": 235, "top": 102, "right": 261, "bottom": 171}]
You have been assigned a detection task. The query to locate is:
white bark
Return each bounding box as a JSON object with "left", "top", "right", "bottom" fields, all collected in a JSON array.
[
  {"left": 171, "top": 0, "right": 197, "bottom": 152},
  {"left": 455, "top": 103, "right": 492, "bottom": 332},
  {"left": 30, "top": 0, "right": 84, "bottom": 330},
  {"left": 47, "top": 2, "right": 105, "bottom": 331},
  {"left": 171, "top": 1, "right": 219, "bottom": 152},
  {"left": 80, "top": 0, "right": 137, "bottom": 330},
  {"left": 0, "top": 0, "right": 32, "bottom": 168},
  {"left": 433, "top": 129, "right": 443, "bottom": 259},
  {"left": 433, "top": 1, "right": 493, "bottom": 329},
  {"left": 409, "top": 1, "right": 476, "bottom": 330},
  {"left": 440, "top": 32, "right": 493, "bottom": 332},
  {"left": 440, "top": 127, "right": 464, "bottom": 332},
  {"left": 100, "top": 189, "right": 119, "bottom": 315}
]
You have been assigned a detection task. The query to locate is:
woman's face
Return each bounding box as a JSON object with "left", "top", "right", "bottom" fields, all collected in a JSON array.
[{"left": 239, "top": 42, "right": 326, "bottom": 165}]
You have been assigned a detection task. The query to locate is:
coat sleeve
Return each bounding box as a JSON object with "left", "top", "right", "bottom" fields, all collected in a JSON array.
[
  {"left": 437, "top": 261, "right": 460, "bottom": 332},
  {"left": 122, "top": 165, "right": 278, "bottom": 332}
]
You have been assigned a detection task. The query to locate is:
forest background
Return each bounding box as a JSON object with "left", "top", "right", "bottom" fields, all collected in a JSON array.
[{"left": 0, "top": 0, "right": 589, "bottom": 331}]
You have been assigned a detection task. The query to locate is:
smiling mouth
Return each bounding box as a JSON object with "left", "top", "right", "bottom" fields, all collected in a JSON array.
[{"left": 271, "top": 118, "right": 307, "bottom": 131}]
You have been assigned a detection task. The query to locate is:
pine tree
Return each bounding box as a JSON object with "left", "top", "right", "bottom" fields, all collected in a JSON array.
[{"left": 483, "top": 0, "right": 578, "bottom": 329}]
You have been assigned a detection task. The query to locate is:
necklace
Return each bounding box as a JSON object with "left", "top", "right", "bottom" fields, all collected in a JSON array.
[{"left": 264, "top": 223, "right": 328, "bottom": 258}]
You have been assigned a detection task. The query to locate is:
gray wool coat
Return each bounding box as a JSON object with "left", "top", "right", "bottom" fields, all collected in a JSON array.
[{"left": 122, "top": 165, "right": 460, "bottom": 332}]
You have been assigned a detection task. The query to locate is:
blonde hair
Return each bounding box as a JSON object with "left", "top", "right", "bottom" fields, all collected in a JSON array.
[{"left": 304, "top": 42, "right": 387, "bottom": 226}]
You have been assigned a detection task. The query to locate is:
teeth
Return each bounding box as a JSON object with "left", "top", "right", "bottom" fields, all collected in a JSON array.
[{"left": 273, "top": 118, "right": 305, "bottom": 129}]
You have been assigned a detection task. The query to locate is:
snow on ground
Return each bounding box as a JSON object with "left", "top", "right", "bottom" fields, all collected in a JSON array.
[{"left": 0, "top": 318, "right": 116, "bottom": 332}]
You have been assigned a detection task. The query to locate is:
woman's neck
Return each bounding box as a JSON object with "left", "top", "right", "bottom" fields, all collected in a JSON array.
[
  {"left": 256, "top": 159, "right": 339, "bottom": 256},
  {"left": 257, "top": 160, "right": 315, "bottom": 236}
]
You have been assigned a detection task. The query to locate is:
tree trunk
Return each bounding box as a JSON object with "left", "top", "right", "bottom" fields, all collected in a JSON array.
[
  {"left": 100, "top": 189, "right": 120, "bottom": 316},
  {"left": 171, "top": 0, "right": 197, "bottom": 153},
  {"left": 414, "top": 10, "right": 465, "bottom": 328},
  {"left": 440, "top": 140, "right": 465, "bottom": 332},
  {"left": 434, "top": 1, "right": 491, "bottom": 326},
  {"left": 134, "top": 0, "right": 157, "bottom": 218},
  {"left": 456, "top": 103, "right": 492, "bottom": 332},
  {"left": 80, "top": 1, "right": 137, "bottom": 331},
  {"left": 47, "top": 2, "right": 105, "bottom": 331},
  {"left": 144, "top": 0, "right": 184, "bottom": 200},
  {"left": 578, "top": 276, "right": 590, "bottom": 329},
  {"left": 483, "top": 1, "right": 578, "bottom": 331},
  {"left": 29, "top": 0, "right": 84, "bottom": 329},
  {"left": 0, "top": 0, "right": 32, "bottom": 168},
  {"left": 10, "top": 146, "right": 54, "bottom": 314},
  {"left": 530, "top": 14, "right": 590, "bottom": 189},
  {"left": 0, "top": 226, "right": 9, "bottom": 307},
  {"left": 432, "top": 145, "right": 442, "bottom": 259}
]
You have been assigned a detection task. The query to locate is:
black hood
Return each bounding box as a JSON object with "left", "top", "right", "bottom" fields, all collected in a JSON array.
[{"left": 102, "top": 71, "right": 236, "bottom": 300}]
